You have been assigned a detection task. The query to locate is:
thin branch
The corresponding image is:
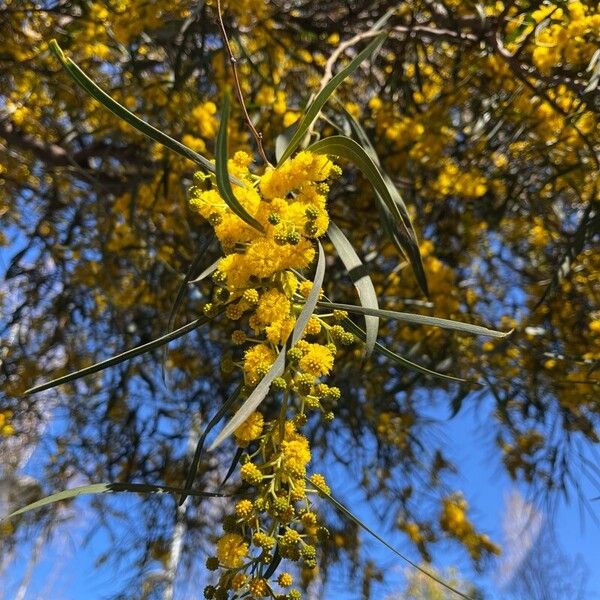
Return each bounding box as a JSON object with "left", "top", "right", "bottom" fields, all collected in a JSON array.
[{"left": 215, "top": 0, "right": 270, "bottom": 165}]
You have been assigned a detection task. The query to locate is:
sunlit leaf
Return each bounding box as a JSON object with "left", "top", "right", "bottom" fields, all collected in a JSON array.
[
  {"left": 3, "top": 482, "right": 226, "bottom": 521},
  {"left": 277, "top": 33, "right": 387, "bottom": 164},
  {"left": 307, "top": 135, "right": 428, "bottom": 296},
  {"left": 318, "top": 301, "right": 511, "bottom": 338},
  {"left": 292, "top": 241, "right": 326, "bottom": 345},
  {"left": 209, "top": 350, "right": 286, "bottom": 452},
  {"left": 48, "top": 40, "right": 245, "bottom": 184},
  {"left": 215, "top": 90, "right": 265, "bottom": 232},
  {"left": 327, "top": 221, "right": 379, "bottom": 359},
  {"left": 343, "top": 317, "right": 470, "bottom": 384},
  {"left": 24, "top": 315, "right": 213, "bottom": 396}
]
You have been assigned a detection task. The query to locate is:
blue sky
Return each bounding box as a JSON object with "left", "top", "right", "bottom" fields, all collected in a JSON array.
[{"left": 2, "top": 391, "right": 599, "bottom": 600}]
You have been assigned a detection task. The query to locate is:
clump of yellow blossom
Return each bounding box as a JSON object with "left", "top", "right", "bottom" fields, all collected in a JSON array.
[
  {"left": 216, "top": 533, "right": 248, "bottom": 568},
  {"left": 233, "top": 411, "right": 264, "bottom": 445},
  {"left": 189, "top": 150, "right": 351, "bottom": 599}
]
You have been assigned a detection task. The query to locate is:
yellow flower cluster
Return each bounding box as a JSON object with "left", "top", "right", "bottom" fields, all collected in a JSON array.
[
  {"left": 528, "top": 3, "right": 600, "bottom": 75},
  {"left": 433, "top": 159, "right": 487, "bottom": 199},
  {"left": 0, "top": 410, "right": 15, "bottom": 437},
  {"left": 439, "top": 494, "right": 500, "bottom": 563},
  {"left": 189, "top": 151, "right": 358, "bottom": 599}
]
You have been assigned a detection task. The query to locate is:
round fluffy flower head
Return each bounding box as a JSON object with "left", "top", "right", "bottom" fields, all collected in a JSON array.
[
  {"left": 234, "top": 411, "right": 264, "bottom": 445},
  {"left": 216, "top": 533, "right": 248, "bottom": 568},
  {"left": 255, "top": 289, "right": 291, "bottom": 326},
  {"left": 259, "top": 151, "right": 335, "bottom": 200},
  {"left": 235, "top": 499, "right": 254, "bottom": 519},
  {"left": 278, "top": 572, "right": 294, "bottom": 587},
  {"left": 299, "top": 344, "right": 334, "bottom": 377},
  {"left": 310, "top": 473, "right": 330, "bottom": 495},
  {"left": 244, "top": 344, "right": 277, "bottom": 385},
  {"left": 240, "top": 462, "right": 263, "bottom": 485},
  {"left": 231, "top": 573, "right": 248, "bottom": 591},
  {"left": 249, "top": 578, "right": 269, "bottom": 597},
  {"left": 281, "top": 436, "right": 311, "bottom": 475}
]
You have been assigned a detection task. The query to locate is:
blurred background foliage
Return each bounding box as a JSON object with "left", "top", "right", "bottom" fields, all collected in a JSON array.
[{"left": 0, "top": 0, "right": 598, "bottom": 598}]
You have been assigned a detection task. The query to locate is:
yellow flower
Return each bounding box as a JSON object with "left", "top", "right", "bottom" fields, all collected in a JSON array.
[
  {"left": 234, "top": 411, "right": 264, "bottom": 445},
  {"left": 249, "top": 578, "right": 268, "bottom": 597},
  {"left": 299, "top": 344, "right": 334, "bottom": 377},
  {"left": 240, "top": 462, "right": 263, "bottom": 485},
  {"left": 310, "top": 473, "right": 330, "bottom": 495},
  {"left": 244, "top": 344, "right": 277, "bottom": 385},
  {"left": 235, "top": 499, "right": 254, "bottom": 519},
  {"left": 281, "top": 436, "right": 311, "bottom": 475},
  {"left": 255, "top": 289, "right": 291, "bottom": 326},
  {"left": 278, "top": 572, "right": 294, "bottom": 587},
  {"left": 216, "top": 533, "right": 248, "bottom": 568},
  {"left": 231, "top": 573, "right": 248, "bottom": 590}
]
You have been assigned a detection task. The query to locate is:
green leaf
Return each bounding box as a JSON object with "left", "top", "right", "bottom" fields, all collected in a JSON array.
[
  {"left": 309, "top": 478, "right": 474, "bottom": 600},
  {"left": 209, "top": 350, "right": 286, "bottom": 451},
  {"left": 338, "top": 108, "right": 429, "bottom": 296},
  {"left": 208, "top": 242, "right": 326, "bottom": 451},
  {"left": 327, "top": 222, "right": 379, "bottom": 359},
  {"left": 179, "top": 383, "right": 243, "bottom": 505},
  {"left": 24, "top": 315, "right": 212, "bottom": 396},
  {"left": 215, "top": 90, "right": 265, "bottom": 232},
  {"left": 275, "top": 119, "right": 299, "bottom": 163},
  {"left": 307, "top": 135, "right": 428, "bottom": 296},
  {"left": 47, "top": 40, "right": 245, "bottom": 184},
  {"left": 292, "top": 241, "right": 326, "bottom": 345},
  {"left": 277, "top": 33, "right": 387, "bottom": 164},
  {"left": 163, "top": 234, "right": 214, "bottom": 383},
  {"left": 3, "top": 482, "right": 226, "bottom": 521},
  {"left": 343, "top": 317, "right": 470, "bottom": 384},
  {"left": 189, "top": 259, "right": 220, "bottom": 284},
  {"left": 318, "top": 301, "right": 511, "bottom": 338}
]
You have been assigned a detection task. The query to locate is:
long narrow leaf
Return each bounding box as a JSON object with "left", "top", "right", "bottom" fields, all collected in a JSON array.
[
  {"left": 189, "top": 259, "right": 220, "bottom": 284},
  {"left": 309, "top": 479, "right": 474, "bottom": 600},
  {"left": 277, "top": 33, "right": 387, "bottom": 164},
  {"left": 208, "top": 242, "right": 326, "bottom": 451},
  {"left": 24, "top": 316, "right": 211, "bottom": 396},
  {"left": 4, "top": 482, "right": 226, "bottom": 521},
  {"left": 209, "top": 350, "right": 286, "bottom": 451},
  {"left": 327, "top": 222, "right": 379, "bottom": 358},
  {"left": 48, "top": 41, "right": 246, "bottom": 184},
  {"left": 215, "top": 90, "right": 264, "bottom": 232},
  {"left": 319, "top": 301, "right": 510, "bottom": 338},
  {"left": 179, "top": 383, "right": 243, "bottom": 505},
  {"left": 343, "top": 318, "right": 469, "bottom": 384},
  {"left": 292, "top": 241, "right": 326, "bottom": 345},
  {"left": 307, "top": 135, "right": 428, "bottom": 295},
  {"left": 163, "top": 235, "right": 214, "bottom": 383}
]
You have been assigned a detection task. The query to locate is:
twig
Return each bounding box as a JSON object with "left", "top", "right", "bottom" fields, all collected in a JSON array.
[{"left": 215, "top": 0, "right": 270, "bottom": 165}]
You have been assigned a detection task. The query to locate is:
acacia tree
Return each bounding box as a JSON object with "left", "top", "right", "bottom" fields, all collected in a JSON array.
[{"left": 1, "top": 1, "right": 599, "bottom": 598}]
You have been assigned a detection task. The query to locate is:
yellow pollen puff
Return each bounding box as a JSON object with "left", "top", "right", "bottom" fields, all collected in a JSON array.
[
  {"left": 231, "top": 573, "right": 248, "bottom": 590},
  {"left": 249, "top": 578, "right": 269, "bottom": 597},
  {"left": 310, "top": 473, "right": 330, "bottom": 495},
  {"left": 259, "top": 151, "right": 335, "bottom": 200},
  {"left": 216, "top": 533, "right": 248, "bottom": 568},
  {"left": 278, "top": 572, "right": 294, "bottom": 587},
  {"left": 299, "top": 344, "right": 334, "bottom": 377},
  {"left": 234, "top": 411, "right": 264, "bottom": 445},
  {"left": 255, "top": 289, "right": 291, "bottom": 326},
  {"left": 281, "top": 436, "right": 311, "bottom": 473},
  {"left": 235, "top": 499, "right": 254, "bottom": 519},
  {"left": 304, "top": 316, "right": 322, "bottom": 336},
  {"left": 243, "top": 344, "right": 277, "bottom": 386}
]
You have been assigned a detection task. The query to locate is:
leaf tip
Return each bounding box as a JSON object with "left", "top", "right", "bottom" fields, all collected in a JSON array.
[{"left": 49, "top": 39, "right": 67, "bottom": 65}]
